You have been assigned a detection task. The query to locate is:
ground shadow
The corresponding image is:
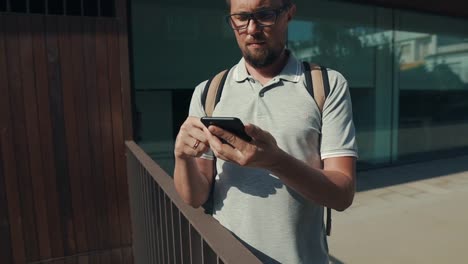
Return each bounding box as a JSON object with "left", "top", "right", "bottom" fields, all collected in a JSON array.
[
  {"left": 356, "top": 155, "right": 468, "bottom": 191},
  {"left": 329, "top": 255, "right": 346, "bottom": 264}
]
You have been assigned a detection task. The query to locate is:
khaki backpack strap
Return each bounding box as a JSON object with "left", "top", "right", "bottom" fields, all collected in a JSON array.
[
  {"left": 310, "top": 63, "right": 326, "bottom": 112},
  {"left": 303, "top": 62, "right": 333, "bottom": 236},
  {"left": 200, "top": 68, "right": 229, "bottom": 215},
  {"left": 203, "top": 69, "right": 229, "bottom": 116},
  {"left": 302, "top": 62, "right": 329, "bottom": 112}
]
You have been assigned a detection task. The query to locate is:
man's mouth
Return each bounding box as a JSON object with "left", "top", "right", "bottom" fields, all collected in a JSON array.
[{"left": 247, "top": 41, "right": 266, "bottom": 47}]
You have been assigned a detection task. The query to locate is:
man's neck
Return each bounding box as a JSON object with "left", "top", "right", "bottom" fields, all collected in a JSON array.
[{"left": 245, "top": 49, "right": 289, "bottom": 85}]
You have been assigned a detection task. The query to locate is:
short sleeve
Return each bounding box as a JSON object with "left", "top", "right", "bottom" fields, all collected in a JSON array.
[
  {"left": 188, "top": 80, "right": 215, "bottom": 160},
  {"left": 320, "top": 70, "right": 358, "bottom": 160},
  {"left": 188, "top": 80, "right": 209, "bottom": 118}
]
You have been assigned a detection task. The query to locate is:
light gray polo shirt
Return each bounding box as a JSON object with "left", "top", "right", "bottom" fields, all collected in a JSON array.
[{"left": 188, "top": 53, "right": 358, "bottom": 264}]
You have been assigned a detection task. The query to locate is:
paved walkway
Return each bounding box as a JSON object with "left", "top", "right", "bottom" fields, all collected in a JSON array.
[{"left": 328, "top": 155, "right": 468, "bottom": 264}]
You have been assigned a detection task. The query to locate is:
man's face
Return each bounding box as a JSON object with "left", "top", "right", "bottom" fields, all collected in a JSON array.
[{"left": 228, "top": 0, "right": 294, "bottom": 68}]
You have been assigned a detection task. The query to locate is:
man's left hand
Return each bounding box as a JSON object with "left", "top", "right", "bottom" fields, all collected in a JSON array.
[{"left": 203, "top": 123, "right": 283, "bottom": 169}]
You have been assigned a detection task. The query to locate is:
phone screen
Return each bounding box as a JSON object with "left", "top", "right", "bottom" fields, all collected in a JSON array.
[{"left": 200, "top": 117, "right": 252, "bottom": 142}]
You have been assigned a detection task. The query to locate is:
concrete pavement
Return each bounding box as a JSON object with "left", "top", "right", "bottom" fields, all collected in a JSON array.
[{"left": 328, "top": 155, "right": 468, "bottom": 264}]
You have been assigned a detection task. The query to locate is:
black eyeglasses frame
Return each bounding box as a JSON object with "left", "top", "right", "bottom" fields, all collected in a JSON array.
[{"left": 225, "top": 4, "right": 290, "bottom": 30}]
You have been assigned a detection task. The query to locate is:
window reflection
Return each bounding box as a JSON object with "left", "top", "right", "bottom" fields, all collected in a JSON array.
[
  {"left": 131, "top": 0, "right": 468, "bottom": 170},
  {"left": 397, "top": 25, "right": 468, "bottom": 160},
  {"left": 289, "top": 19, "right": 382, "bottom": 166},
  {"left": 288, "top": 11, "right": 468, "bottom": 166}
]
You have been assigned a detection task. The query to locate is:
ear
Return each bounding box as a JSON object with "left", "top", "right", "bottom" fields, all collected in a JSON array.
[{"left": 287, "top": 4, "right": 296, "bottom": 22}]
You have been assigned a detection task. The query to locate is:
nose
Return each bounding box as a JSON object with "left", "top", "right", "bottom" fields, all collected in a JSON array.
[{"left": 246, "top": 18, "right": 261, "bottom": 34}]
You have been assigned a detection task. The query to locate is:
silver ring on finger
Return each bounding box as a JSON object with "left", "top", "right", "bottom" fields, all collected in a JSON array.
[{"left": 192, "top": 139, "right": 200, "bottom": 149}]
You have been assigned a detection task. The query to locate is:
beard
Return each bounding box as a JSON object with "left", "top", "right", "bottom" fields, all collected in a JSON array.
[{"left": 241, "top": 35, "right": 284, "bottom": 68}]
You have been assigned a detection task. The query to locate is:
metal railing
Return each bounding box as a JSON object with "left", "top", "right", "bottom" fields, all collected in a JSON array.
[{"left": 126, "top": 141, "right": 261, "bottom": 264}]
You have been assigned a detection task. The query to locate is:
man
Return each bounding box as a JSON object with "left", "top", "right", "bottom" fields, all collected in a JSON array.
[{"left": 173, "top": 0, "right": 358, "bottom": 263}]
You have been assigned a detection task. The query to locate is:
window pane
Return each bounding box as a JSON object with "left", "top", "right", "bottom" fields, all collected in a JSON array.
[
  {"left": 289, "top": 2, "right": 391, "bottom": 168},
  {"left": 100, "top": 0, "right": 114, "bottom": 17},
  {"left": 83, "top": 0, "right": 97, "bottom": 16},
  {"left": 131, "top": 3, "right": 238, "bottom": 91},
  {"left": 0, "top": 0, "right": 7, "bottom": 12},
  {"left": 30, "top": 0, "right": 46, "bottom": 13},
  {"left": 396, "top": 11, "right": 468, "bottom": 161},
  {"left": 135, "top": 90, "right": 175, "bottom": 173},
  {"left": 131, "top": 1, "right": 237, "bottom": 173},
  {"left": 66, "top": 0, "right": 82, "bottom": 16},
  {"left": 48, "top": 0, "right": 64, "bottom": 15},
  {"left": 11, "top": 0, "right": 27, "bottom": 12}
]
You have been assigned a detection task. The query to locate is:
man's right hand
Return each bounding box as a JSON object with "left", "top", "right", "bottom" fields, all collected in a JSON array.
[{"left": 174, "top": 117, "right": 210, "bottom": 159}]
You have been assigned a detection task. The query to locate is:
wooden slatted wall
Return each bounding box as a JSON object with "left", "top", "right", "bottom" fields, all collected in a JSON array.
[{"left": 0, "top": 0, "right": 133, "bottom": 263}]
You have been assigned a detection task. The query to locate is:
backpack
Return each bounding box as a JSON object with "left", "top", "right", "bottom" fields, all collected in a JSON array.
[{"left": 201, "top": 61, "right": 332, "bottom": 236}]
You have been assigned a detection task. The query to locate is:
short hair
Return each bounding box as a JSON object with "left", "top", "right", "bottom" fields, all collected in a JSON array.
[{"left": 225, "top": 0, "right": 292, "bottom": 10}]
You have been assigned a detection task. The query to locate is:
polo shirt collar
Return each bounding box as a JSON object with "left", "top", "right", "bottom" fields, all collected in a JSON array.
[{"left": 233, "top": 50, "right": 302, "bottom": 83}]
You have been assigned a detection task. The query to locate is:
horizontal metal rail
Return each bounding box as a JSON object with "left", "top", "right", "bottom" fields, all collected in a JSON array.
[{"left": 126, "top": 141, "right": 261, "bottom": 264}]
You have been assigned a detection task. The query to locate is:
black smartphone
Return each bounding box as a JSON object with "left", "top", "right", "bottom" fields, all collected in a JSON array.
[{"left": 200, "top": 117, "right": 252, "bottom": 142}]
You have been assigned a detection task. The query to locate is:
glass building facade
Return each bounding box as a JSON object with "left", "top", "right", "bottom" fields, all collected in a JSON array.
[{"left": 130, "top": 0, "right": 468, "bottom": 174}]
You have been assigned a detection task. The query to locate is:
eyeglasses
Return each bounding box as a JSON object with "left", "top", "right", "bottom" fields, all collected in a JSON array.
[{"left": 225, "top": 4, "right": 290, "bottom": 30}]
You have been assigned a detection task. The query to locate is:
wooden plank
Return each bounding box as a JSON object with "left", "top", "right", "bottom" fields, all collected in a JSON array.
[
  {"left": 0, "top": 135, "right": 12, "bottom": 264},
  {"left": 111, "top": 248, "right": 122, "bottom": 264},
  {"left": 100, "top": 249, "right": 112, "bottom": 264},
  {"left": 115, "top": 0, "right": 133, "bottom": 140},
  {"left": 95, "top": 19, "right": 121, "bottom": 248},
  {"left": 0, "top": 14, "right": 25, "bottom": 264},
  {"left": 82, "top": 18, "right": 108, "bottom": 249},
  {"left": 18, "top": 15, "right": 53, "bottom": 260},
  {"left": 78, "top": 254, "right": 90, "bottom": 264},
  {"left": 69, "top": 16, "right": 99, "bottom": 252},
  {"left": 89, "top": 253, "right": 100, "bottom": 264},
  {"left": 33, "top": 15, "right": 65, "bottom": 259},
  {"left": 122, "top": 246, "right": 134, "bottom": 264},
  {"left": 4, "top": 14, "right": 40, "bottom": 261},
  {"left": 107, "top": 20, "right": 132, "bottom": 247},
  {"left": 56, "top": 15, "right": 87, "bottom": 254},
  {"left": 45, "top": 15, "right": 72, "bottom": 257},
  {"left": 65, "top": 255, "right": 79, "bottom": 264}
]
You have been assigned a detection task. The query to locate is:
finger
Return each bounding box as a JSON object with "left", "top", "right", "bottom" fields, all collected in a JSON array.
[
  {"left": 184, "top": 141, "right": 209, "bottom": 157},
  {"left": 210, "top": 136, "right": 246, "bottom": 164},
  {"left": 180, "top": 135, "right": 200, "bottom": 149},
  {"left": 208, "top": 125, "right": 243, "bottom": 149},
  {"left": 193, "top": 142, "right": 209, "bottom": 154},
  {"left": 197, "top": 141, "right": 209, "bottom": 153},
  {"left": 211, "top": 147, "right": 232, "bottom": 162},
  {"left": 187, "top": 116, "right": 208, "bottom": 130},
  {"left": 192, "top": 138, "right": 201, "bottom": 149},
  {"left": 182, "top": 117, "right": 210, "bottom": 140},
  {"left": 202, "top": 125, "right": 223, "bottom": 148},
  {"left": 244, "top": 123, "right": 261, "bottom": 139},
  {"left": 245, "top": 123, "right": 274, "bottom": 145},
  {"left": 209, "top": 135, "right": 226, "bottom": 155},
  {"left": 203, "top": 125, "right": 247, "bottom": 163}
]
